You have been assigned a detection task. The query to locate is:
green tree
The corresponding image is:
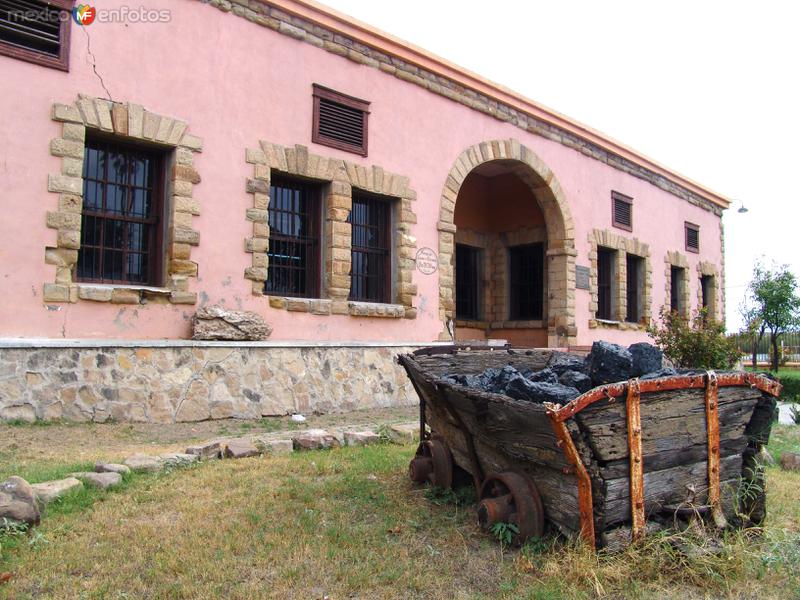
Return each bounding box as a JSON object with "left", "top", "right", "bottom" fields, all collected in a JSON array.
[
  {"left": 747, "top": 261, "right": 800, "bottom": 372},
  {"left": 647, "top": 307, "right": 740, "bottom": 369}
]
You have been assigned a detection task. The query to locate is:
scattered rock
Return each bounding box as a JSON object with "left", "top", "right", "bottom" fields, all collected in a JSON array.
[
  {"left": 629, "top": 343, "right": 663, "bottom": 377},
  {"left": 0, "top": 476, "right": 40, "bottom": 526},
  {"left": 252, "top": 438, "right": 294, "bottom": 455},
  {"left": 292, "top": 429, "right": 342, "bottom": 451},
  {"left": 124, "top": 454, "right": 164, "bottom": 473},
  {"left": 780, "top": 452, "right": 800, "bottom": 471},
  {"left": 559, "top": 370, "right": 592, "bottom": 393},
  {"left": 387, "top": 423, "right": 420, "bottom": 444},
  {"left": 224, "top": 439, "right": 260, "bottom": 459},
  {"left": 344, "top": 431, "right": 381, "bottom": 446},
  {"left": 160, "top": 453, "right": 200, "bottom": 467},
  {"left": 505, "top": 377, "right": 580, "bottom": 404},
  {"left": 192, "top": 305, "right": 271, "bottom": 341},
  {"left": 291, "top": 414, "right": 306, "bottom": 423},
  {"left": 94, "top": 462, "right": 130, "bottom": 475},
  {"left": 31, "top": 478, "right": 83, "bottom": 505},
  {"left": 185, "top": 441, "right": 222, "bottom": 459},
  {"left": 69, "top": 472, "right": 122, "bottom": 490},
  {"left": 588, "top": 341, "right": 633, "bottom": 385}
]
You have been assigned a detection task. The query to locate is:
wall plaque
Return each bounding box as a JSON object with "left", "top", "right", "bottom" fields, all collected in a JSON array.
[
  {"left": 576, "top": 265, "right": 591, "bottom": 290},
  {"left": 415, "top": 247, "right": 438, "bottom": 275}
]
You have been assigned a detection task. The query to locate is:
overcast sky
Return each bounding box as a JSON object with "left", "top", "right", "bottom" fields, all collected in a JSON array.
[{"left": 322, "top": 0, "right": 800, "bottom": 331}]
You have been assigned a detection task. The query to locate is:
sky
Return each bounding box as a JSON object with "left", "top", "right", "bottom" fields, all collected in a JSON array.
[{"left": 320, "top": 0, "right": 800, "bottom": 331}]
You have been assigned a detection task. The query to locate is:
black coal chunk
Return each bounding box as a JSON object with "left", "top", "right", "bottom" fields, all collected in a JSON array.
[
  {"left": 588, "top": 341, "right": 633, "bottom": 385},
  {"left": 559, "top": 370, "right": 592, "bottom": 393},
  {"left": 640, "top": 368, "right": 677, "bottom": 380},
  {"left": 481, "top": 365, "right": 520, "bottom": 393},
  {"left": 548, "top": 353, "right": 588, "bottom": 376},
  {"left": 505, "top": 376, "right": 581, "bottom": 404},
  {"left": 441, "top": 374, "right": 484, "bottom": 388},
  {"left": 520, "top": 367, "right": 559, "bottom": 384},
  {"left": 628, "top": 342, "right": 663, "bottom": 377}
]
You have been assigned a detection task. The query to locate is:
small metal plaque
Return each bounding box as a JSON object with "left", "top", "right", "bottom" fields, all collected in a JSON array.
[
  {"left": 576, "top": 265, "right": 590, "bottom": 290},
  {"left": 415, "top": 247, "right": 438, "bottom": 275}
]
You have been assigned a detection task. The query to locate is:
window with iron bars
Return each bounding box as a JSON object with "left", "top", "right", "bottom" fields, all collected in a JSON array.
[
  {"left": 509, "top": 243, "right": 544, "bottom": 320},
  {"left": 265, "top": 175, "right": 322, "bottom": 298},
  {"left": 77, "top": 138, "right": 165, "bottom": 285},
  {"left": 349, "top": 191, "right": 392, "bottom": 303}
]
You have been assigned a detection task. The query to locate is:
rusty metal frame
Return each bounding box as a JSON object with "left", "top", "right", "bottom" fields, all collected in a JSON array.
[
  {"left": 626, "top": 379, "right": 646, "bottom": 541},
  {"left": 704, "top": 371, "right": 728, "bottom": 528},
  {"left": 546, "top": 413, "right": 596, "bottom": 548},
  {"left": 550, "top": 372, "right": 781, "bottom": 423}
]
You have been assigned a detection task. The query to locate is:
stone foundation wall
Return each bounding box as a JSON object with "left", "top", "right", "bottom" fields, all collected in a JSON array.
[{"left": 0, "top": 342, "right": 429, "bottom": 423}]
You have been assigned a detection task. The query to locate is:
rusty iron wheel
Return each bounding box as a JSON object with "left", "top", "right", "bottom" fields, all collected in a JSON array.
[
  {"left": 477, "top": 471, "right": 544, "bottom": 543},
  {"left": 408, "top": 437, "right": 453, "bottom": 489}
]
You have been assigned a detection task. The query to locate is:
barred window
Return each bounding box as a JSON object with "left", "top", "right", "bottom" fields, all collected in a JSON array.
[
  {"left": 670, "top": 265, "right": 685, "bottom": 314},
  {"left": 626, "top": 253, "right": 644, "bottom": 323},
  {"left": 265, "top": 176, "right": 321, "bottom": 298},
  {"left": 349, "top": 191, "right": 391, "bottom": 303},
  {"left": 596, "top": 246, "right": 616, "bottom": 320},
  {"left": 0, "top": 0, "right": 72, "bottom": 70},
  {"left": 77, "top": 139, "right": 165, "bottom": 285},
  {"left": 509, "top": 243, "right": 544, "bottom": 320},
  {"left": 455, "top": 244, "right": 482, "bottom": 320}
]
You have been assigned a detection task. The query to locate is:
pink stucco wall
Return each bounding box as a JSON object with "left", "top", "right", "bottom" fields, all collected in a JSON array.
[{"left": 0, "top": 0, "right": 723, "bottom": 345}]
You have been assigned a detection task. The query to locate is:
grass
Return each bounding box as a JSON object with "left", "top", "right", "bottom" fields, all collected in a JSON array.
[{"left": 0, "top": 424, "right": 798, "bottom": 599}]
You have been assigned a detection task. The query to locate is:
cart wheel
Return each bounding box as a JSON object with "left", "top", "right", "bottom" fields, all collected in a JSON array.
[
  {"left": 477, "top": 471, "right": 544, "bottom": 543},
  {"left": 408, "top": 437, "right": 454, "bottom": 489}
]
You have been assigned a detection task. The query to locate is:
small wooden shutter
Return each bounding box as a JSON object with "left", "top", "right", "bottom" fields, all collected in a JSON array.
[
  {"left": 312, "top": 84, "right": 370, "bottom": 156},
  {"left": 0, "top": 0, "right": 71, "bottom": 70},
  {"left": 685, "top": 222, "right": 700, "bottom": 252},
  {"left": 612, "top": 192, "right": 632, "bottom": 230}
]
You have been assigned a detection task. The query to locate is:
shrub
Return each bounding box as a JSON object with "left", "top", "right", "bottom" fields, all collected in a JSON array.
[
  {"left": 779, "top": 372, "right": 800, "bottom": 402},
  {"left": 647, "top": 308, "right": 740, "bottom": 369}
]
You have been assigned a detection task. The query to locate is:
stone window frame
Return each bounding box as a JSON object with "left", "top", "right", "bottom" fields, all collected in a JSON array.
[
  {"left": 664, "top": 251, "right": 691, "bottom": 319},
  {"left": 697, "top": 261, "right": 720, "bottom": 321},
  {"left": 44, "top": 95, "right": 203, "bottom": 305},
  {"left": 588, "top": 229, "right": 652, "bottom": 331},
  {"left": 243, "top": 142, "right": 418, "bottom": 319}
]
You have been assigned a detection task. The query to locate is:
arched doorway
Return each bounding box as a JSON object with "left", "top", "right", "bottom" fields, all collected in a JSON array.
[{"left": 437, "top": 139, "right": 576, "bottom": 347}]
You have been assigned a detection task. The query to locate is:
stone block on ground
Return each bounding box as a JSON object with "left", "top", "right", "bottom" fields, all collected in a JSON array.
[
  {"left": 0, "top": 476, "right": 40, "bottom": 526},
  {"left": 160, "top": 453, "right": 200, "bottom": 467},
  {"left": 224, "top": 439, "right": 260, "bottom": 458},
  {"left": 185, "top": 441, "right": 222, "bottom": 459},
  {"left": 628, "top": 342, "right": 664, "bottom": 377},
  {"left": 124, "top": 453, "right": 164, "bottom": 473},
  {"left": 255, "top": 438, "right": 294, "bottom": 455},
  {"left": 94, "top": 463, "right": 131, "bottom": 475},
  {"left": 192, "top": 305, "right": 272, "bottom": 341},
  {"left": 387, "top": 423, "right": 420, "bottom": 444},
  {"left": 344, "top": 431, "right": 381, "bottom": 447},
  {"left": 588, "top": 341, "right": 633, "bottom": 385},
  {"left": 69, "top": 472, "right": 122, "bottom": 490},
  {"left": 31, "top": 477, "right": 83, "bottom": 505},
  {"left": 780, "top": 452, "right": 800, "bottom": 471},
  {"left": 292, "top": 429, "right": 341, "bottom": 451}
]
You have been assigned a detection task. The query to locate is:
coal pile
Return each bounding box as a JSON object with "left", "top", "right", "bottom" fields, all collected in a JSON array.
[{"left": 441, "top": 341, "right": 668, "bottom": 404}]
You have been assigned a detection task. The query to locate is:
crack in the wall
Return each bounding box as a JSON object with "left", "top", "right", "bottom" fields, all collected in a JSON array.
[{"left": 81, "top": 25, "right": 113, "bottom": 102}]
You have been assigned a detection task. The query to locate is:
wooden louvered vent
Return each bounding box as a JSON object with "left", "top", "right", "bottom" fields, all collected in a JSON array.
[
  {"left": 0, "top": 0, "right": 71, "bottom": 70},
  {"left": 312, "top": 84, "right": 370, "bottom": 156},
  {"left": 612, "top": 191, "right": 633, "bottom": 231},
  {"left": 685, "top": 222, "right": 700, "bottom": 252}
]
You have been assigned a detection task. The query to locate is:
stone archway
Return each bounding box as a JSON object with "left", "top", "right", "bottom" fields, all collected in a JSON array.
[{"left": 437, "top": 139, "right": 577, "bottom": 347}]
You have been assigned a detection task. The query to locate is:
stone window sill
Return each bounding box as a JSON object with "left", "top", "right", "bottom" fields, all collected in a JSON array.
[
  {"left": 589, "top": 318, "right": 648, "bottom": 331},
  {"left": 492, "top": 320, "right": 545, "bottom": 329},
  {"left": 267, "top": 296, "right": 416, "bottom": 319},
  {"left": 44, "top": 282, "right": 196, "bottom": 305},
  {"left": 348, "top": 301, "right": 406, "bottom": 318}
]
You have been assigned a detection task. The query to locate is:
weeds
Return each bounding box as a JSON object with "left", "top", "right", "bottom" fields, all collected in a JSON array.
[
  {"left": 491, "top": 521, "right": 519, "bottom": 547},
  {"left": 424, "top": 484, "right": 475, "bottom": 506}
]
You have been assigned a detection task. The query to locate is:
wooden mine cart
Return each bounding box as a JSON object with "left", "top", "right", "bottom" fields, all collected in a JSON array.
[{"left": 398, "top": 346, "right": 781, "bottom": 549}]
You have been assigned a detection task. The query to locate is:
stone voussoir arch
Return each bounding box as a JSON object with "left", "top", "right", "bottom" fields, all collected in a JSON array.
[{"left": 436, "top": 138, "right": 577, "bottom": 347}]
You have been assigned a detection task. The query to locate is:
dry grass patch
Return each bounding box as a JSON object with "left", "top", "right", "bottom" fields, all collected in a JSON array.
[{"left": 0, "top": 426, "right": 798, "bottom": 599}]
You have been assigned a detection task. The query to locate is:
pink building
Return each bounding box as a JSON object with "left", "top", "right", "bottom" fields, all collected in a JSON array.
[{"left": 0, "top": 0, "right": 729, "bottom": 422}]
